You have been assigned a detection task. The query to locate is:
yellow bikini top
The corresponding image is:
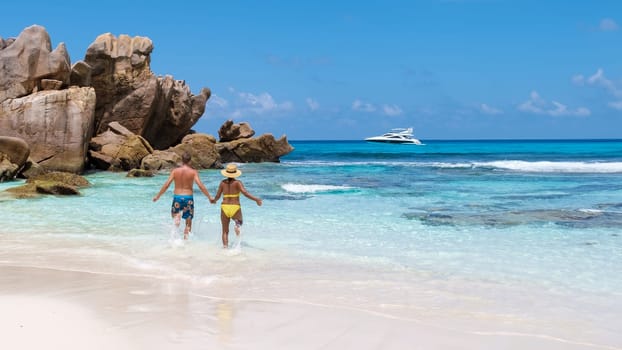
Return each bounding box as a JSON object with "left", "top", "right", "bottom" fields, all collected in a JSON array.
[{"left": 223, "top": 179, "right": 240, "bottom": 198}]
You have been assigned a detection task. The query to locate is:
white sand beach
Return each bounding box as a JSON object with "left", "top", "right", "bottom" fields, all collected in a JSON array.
[
  {"left": 1, "top": 265, "right": 610, "bottom": 350},
  {"left": 0, "top": 295, "right": 133, "bottom": 350}
]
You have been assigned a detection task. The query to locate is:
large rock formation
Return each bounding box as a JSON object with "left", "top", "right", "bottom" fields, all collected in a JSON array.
[
  {"left": 4, "top": 171, "right": 90, "bottom": 198},
  {"left": 0, "top": 87, "right": 96, "bottom": 173},
  {"left": 217, "top": 133, "right": 294, "bottom": 163},
  {"left": 0, "top": 136, "right": 30, "bottom": 181},
  {"left": 1, "top": 25, "right": 293, "bottom": 178},
  {"left": 0, "top": 25, "right": 95, "bottom": 174},
  {"left": 0, "top": 25, "right": 71, "bottom": 103},
  {"left": 171, "top": 133, "right": 221, "bottom": 169},
  {"left": 84, "top": 33, "right": 211, "bottom": 150},
  {"left": 0, "top": 154, "right": 19, "bottom": 182},
  {"left": 218, "top": 120, "right": 255, "bottom": 142},
  {"left": 215, "top": 120, "right": 293, "bottom": 163},
  {"left": 89, "top": 122, "right": 153, "bottom": 171},
  {"left": 0, "top": 136, "right": 30, "bottom": 167},
  {"left": 140, "top": 133, "right": 220, "bottom": 171}
]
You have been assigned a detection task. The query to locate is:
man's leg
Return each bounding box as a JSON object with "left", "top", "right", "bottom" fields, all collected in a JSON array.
[
  {"left": 184, "top": 217, "right": 192, "bottom": 240},
  {"left": 171, "top": 197, "right": 181, "bottom": 226},
  {"left": 170, "top": 211, "right": 182, "bottom": 242},
  {"left": 181, "top": 197, "right": 194, "bottom": 240}
]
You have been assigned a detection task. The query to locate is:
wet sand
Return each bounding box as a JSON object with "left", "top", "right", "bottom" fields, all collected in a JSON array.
[{"left": 0, "top": 265, "right": 609, "bottom": 350}]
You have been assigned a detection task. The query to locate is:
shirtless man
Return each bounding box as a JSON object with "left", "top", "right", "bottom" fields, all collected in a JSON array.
[{"left": 153, "top": 152, "right": 213, "bottom": 239}]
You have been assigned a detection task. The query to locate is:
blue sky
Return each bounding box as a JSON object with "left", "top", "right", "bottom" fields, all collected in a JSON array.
[{"left": 3, "top": 0, "right": 622, "bottom": 140}]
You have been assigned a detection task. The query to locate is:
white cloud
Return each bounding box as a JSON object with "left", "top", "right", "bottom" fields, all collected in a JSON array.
[
  {"left": 586, "top": 68, "right": 622, "bottom": 98},
  {"left": 351, "top": 100, "right": 404, "bottom": 116},
  {"left": 352, "top": 99, "right": 376, "bottom": 112},
  {"left": 382, "top": 104, "right": 403, "bottom": 116},
  {"left": 518, "top": 91, "right": 545, "bottom": 114},
  {"left": 600, "top": 18, "right": 619, "bottom": 31},
  {"left": 205, "top": 94, "right": 228, "bottom": 109},
  {"left": 238, "top": 92, "right": 276, "bottom": 109},
  {"left": 608, "top": 101, "right": 622, "bottom": 110},
  {"left": 480, "top": 103, "right": 503, "bottom": 115},
  {"left": 224, "top": 91, "right": 293, "bottom": 118},
  {"left": 575, "top": 107, "right": 591, "bottom": 116},
  {"left": 306, "top": 98, "right": 319, "bottom": 111},
  {"left": 576, "top": 68, "right": 622, "bottom": 110},
  {"left": 518, "top": 91, "right": 590, "bottom": 117},
  {"left": 572, "top": 74, "right": 585, "bottom": 86},
  {"left": 549, "top": 101, "right": 590, "bottom": 117}
]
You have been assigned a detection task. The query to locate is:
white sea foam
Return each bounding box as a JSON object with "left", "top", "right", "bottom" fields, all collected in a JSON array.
[
  {"left": 478, "top": 160, "right": 622, "bottom": 173},
  {"left": 281, "top": 183, "right": 354, "bottom": 193},
  {"left": 421, "top": 160, "right": 622, "bottom": 173},
  {"left": 287, "top": 160, "right": 622, "bottom": 173},
  {"left": 428, "top": 162, "right": 474, "bottom": 169},
  {"left": 578, "top": 208, "right": 604, "bottom": 214}
]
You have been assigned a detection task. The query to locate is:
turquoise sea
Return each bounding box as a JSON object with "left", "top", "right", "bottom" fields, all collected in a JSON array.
[{"left": 1, "top": 139, "right": 622, "bottom": 348}]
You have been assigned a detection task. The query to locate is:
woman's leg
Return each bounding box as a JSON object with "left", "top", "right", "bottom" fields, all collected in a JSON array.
[
  {"left": 232, "top": 209, "right": 243, "bottom": 236},
  {"left": 221, "top": 210, "right": 231, "bottom": 248}
]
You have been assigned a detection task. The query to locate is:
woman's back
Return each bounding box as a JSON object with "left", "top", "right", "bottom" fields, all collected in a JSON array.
[{"left": 221, "top": 179, "right": 241, "bottom": 204}]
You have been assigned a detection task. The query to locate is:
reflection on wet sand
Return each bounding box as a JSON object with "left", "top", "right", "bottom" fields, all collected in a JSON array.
[{"left": 217, "top": 301, "right": 234, "bottom": 344}]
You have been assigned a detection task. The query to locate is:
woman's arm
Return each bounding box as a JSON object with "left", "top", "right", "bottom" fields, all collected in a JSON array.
[{"left": 239, "top": 181, "right": 262, "bottom": 206}]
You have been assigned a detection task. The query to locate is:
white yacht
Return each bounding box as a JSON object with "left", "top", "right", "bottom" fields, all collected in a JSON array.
[{"left": 365, "top": 127, "right": 423, "bottom": 145}]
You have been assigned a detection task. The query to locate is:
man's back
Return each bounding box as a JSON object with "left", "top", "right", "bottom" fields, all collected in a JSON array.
[
  {"left": 153, "top": 152, "right": 213, "bottom": 240},
  {"left": 173, "top": 165, "right": 197, "bottom": 195}
]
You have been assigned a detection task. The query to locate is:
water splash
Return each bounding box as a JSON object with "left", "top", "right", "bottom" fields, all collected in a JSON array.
[
  {"left": 225, "top": 227, "right": 243, "bottom": 256},
  {"left": 168, "top": 217, "right": 184, "bottom": 247}
]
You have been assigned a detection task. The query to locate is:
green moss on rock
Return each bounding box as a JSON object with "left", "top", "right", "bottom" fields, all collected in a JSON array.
[{"left": 4, "top": 171, "right": 90, "bottom": 198}]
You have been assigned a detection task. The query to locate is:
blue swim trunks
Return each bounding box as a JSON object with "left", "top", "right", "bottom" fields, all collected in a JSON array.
[{"left": 171, "top": 194, "right": 194, "bottom": 219}]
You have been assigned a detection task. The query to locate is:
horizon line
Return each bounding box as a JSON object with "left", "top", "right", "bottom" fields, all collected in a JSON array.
[{"left": 287, "top": 138, "right": 622, "bottom": 142}]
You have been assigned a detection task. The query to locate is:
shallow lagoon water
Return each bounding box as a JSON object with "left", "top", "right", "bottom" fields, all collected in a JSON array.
[{"left": 1, "top": 140, "right": 621, "bottom": 348}]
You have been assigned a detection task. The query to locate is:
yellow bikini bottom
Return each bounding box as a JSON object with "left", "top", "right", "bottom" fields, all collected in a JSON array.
[{"left": 221, "top": 204, "right": 240, "bottom": 218}]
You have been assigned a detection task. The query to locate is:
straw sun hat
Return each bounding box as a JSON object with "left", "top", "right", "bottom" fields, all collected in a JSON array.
[{"left": 221, "top": 163, "right": 242, "bottom": 178}]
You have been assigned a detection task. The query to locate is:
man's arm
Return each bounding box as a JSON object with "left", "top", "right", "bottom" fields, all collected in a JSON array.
[
  {"left": 153, "top": 170, "right": 175, "bottom": 202},
  {"left": 211, "top": 182, "right": 224, "bottom": 203},
  {"left": 194, "top": 172, "right": 214, "bottom": 202}
]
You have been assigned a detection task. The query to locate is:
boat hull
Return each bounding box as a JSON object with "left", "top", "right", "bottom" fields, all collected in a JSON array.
[
  {"left": 364, "top": 127, "right": 423, "bottom": 145},
  {"left": 365, "top": 139, "right": 422, "bottom": 145}
]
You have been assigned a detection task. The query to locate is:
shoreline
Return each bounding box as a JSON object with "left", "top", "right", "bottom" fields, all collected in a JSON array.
[{"left": 1, "top": 265, "right": 615, "bottom": 350}]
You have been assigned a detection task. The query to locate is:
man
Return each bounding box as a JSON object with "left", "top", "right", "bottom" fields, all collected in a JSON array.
[{"left": 153, "top": 152, "right": 213, "bottom": 239}]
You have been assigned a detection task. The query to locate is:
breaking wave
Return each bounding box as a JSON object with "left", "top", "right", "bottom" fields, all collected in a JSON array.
[
  {"left": 281, "top": 183, "right": 354, "bottom": 193},
  {"left": 472, "top": 160, "right": 622, "bottom": 173},
  {"left": 285, "top": 160, "right": 622, "bottom": 173}
]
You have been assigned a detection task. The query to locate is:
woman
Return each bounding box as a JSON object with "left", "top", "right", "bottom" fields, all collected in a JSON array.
[{"left": 211, "top": 163, "right": 262, "bottom": 248}]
